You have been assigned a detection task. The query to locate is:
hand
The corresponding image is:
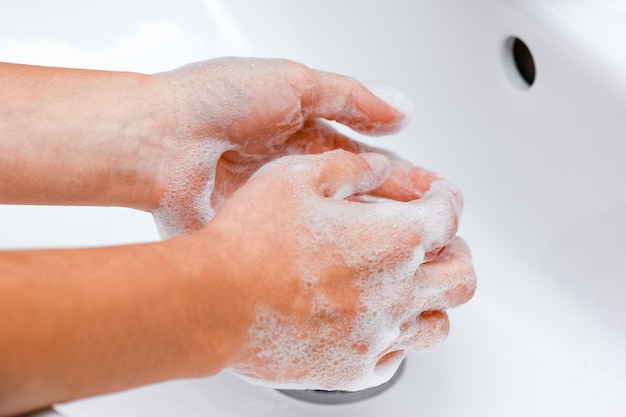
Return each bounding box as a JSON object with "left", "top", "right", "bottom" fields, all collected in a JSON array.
[
  {"left": 0, "top": 60, "right": 432, "bottom": 230},
  {"left": 194, "top": 149, "right": 476, "bottom": 391},
  {"left": 0, "top": 60, "right": 476, "bottom": 413},
  {"left": 148, "top": 57, "right": 413, "bottom": 237}
]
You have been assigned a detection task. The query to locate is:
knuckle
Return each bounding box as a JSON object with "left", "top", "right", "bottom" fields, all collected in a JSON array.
[
  {"left": 415, "top": 310, "right": 450, "bottom": 351},
  {"left": 448, "top": 264, "right": 477, "bottom": 306}
]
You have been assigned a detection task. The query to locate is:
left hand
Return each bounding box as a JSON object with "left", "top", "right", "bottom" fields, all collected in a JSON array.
[{"left": 147, "top": 57, "right": 428, "bottom": 236}]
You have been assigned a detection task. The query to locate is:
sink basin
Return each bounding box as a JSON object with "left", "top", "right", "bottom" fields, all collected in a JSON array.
[{"left": 2, "top": 1, "right": 625, "bottom": 416}]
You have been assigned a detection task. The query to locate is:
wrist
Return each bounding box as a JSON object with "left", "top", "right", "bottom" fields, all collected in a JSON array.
[
  {"left": 126, "top": 72, "right": 200, "bottom": 214},
  {"left": 108, "top": 72, "right": 171, "bottom": 212}
]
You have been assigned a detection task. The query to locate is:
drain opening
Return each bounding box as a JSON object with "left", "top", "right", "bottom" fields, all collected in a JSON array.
[
  {"left": 278, "top": 359, "right": 406, "bottom": 405},
  {"left": 505, "top": 37, "right": 536, "bottom": 88}
]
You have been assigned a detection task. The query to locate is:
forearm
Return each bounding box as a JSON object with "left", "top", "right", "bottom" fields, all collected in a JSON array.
[
  {"left": 0, "top": 235, "right": 241, "bottom": 416},
  {"left": 0, "top": 62, "right": 163, "bottom": 210}
]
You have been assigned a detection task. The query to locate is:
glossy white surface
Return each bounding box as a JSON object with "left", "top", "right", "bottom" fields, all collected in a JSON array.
[{"left": 2, "top": 1, "right": 625, "bottom": 416}]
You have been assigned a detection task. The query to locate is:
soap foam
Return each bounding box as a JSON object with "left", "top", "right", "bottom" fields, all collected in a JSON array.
[
  {"left": 149, "top": 59, "right": 462, "bottom": 391},
  {"left": 228, "top": 162, "right": 461, "bottom": 391},
  {"left": 152, "top": 138, "right": 234, "bottom": 238},
  {"left": 151, "top": 59, "right": 414, "bottom": 238},
  {"left": 363, "top": 80, "right": 414, "bottom": 132}
]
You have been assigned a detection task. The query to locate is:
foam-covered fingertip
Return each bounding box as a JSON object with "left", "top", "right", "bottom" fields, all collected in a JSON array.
[
  {"left": 427, "top": 179, "right": 464, "bottom": 217},
  {"left": 359, "top": 152, "right": 392, "bottom": 179},
  {"left": 363, "top": 81, "right": 414, "bottom": 125}
]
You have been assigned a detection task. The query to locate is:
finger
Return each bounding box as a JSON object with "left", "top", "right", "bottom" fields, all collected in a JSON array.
[
  {"left": 286, "top": 120, "right": 441, "bottom": 202},
  {"left": 252, "top": 149, "right": 391, "bottom": 201},
  {"left": 373, "top": 350, "right": 406, "bottom": 384},
  {"left": 414, "top": 237, "right": 477, "bottom": 311},
  {"left": 393, "top": 310, "right": 450, "bottom": 352},
  {"left": 375, "top": 350, "right": 406, "bottom": 368},
  {"left": 288, "top": 64, "right": 408, "bottom": 135},
  {"left": 314, "top": 150, "right": 391, "bottom": 200},
  {"left": 286, "top": 119, "right": 369, "bottom": 155},
  {"left": 285, "top": 121, "right": 462, "bottom": 251},
  {"left": 369, "top": 158, "right": 442, "bottom": 202},
  {"left": 386, "top": 179, "right": 462, "bottom": 253}
]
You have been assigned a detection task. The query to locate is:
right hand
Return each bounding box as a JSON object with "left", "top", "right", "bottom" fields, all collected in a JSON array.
[{"left": 192, "top": 149, "right": 476, "bottom": 391}]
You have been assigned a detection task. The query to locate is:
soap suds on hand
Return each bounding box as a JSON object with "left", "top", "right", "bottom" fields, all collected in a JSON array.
[{"left": 224, "top": 152, "right": 462, "bottom": 391}]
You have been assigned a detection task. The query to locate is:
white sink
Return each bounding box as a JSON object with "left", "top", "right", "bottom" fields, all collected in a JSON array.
[{"left": 2, "top": 1, "right": 625, "bottom": 416}]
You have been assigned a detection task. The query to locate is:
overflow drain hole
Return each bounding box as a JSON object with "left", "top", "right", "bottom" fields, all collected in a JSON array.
[{"left": 505, "top": 37, "right": 536, "bottom": 88}]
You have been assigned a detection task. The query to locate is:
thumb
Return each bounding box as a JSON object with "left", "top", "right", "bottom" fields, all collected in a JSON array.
[
  {"left": 296, "top": 69, "right": 410, "bottom": 136},
  {"left": 315, "top": 150, "right": 391, "bottom": 200}
]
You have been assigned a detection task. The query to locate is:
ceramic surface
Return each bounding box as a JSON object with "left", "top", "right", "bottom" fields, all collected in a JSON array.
[{"left": 2, "top": 1, "right": 625, "bottom": 416}]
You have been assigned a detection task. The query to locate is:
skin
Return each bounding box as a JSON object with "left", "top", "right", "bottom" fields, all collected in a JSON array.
[{"left": 0, "top": 59, "right": 476, "bottom": 416}]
